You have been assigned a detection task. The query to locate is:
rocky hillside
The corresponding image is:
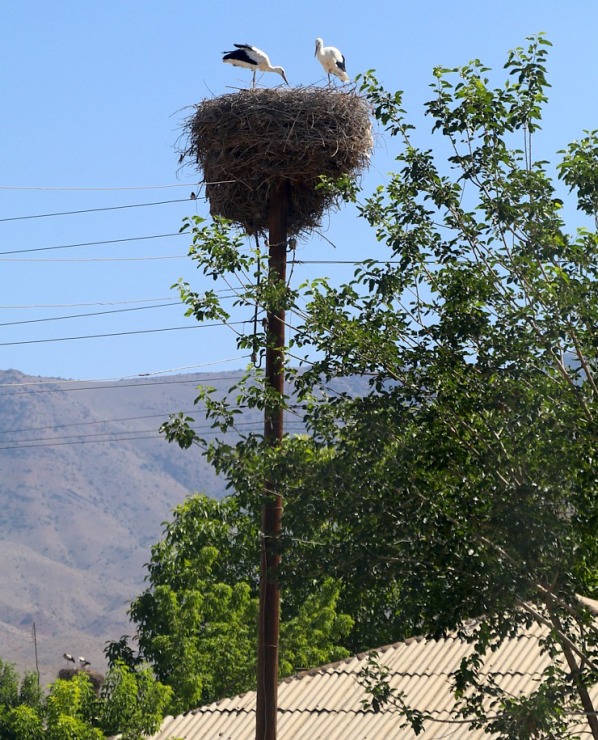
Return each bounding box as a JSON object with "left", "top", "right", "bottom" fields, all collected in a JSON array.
[{"left": 0, "top": 368, "right": 248, "bottom": 686}]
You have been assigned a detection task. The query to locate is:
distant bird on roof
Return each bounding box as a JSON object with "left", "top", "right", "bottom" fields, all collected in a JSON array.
[
  {"left": 222, "top": 44, "right": 288, "bottom": 87},
  {"left": 79, "top": 657, "right": 91, "bottom": 669},
  {"left": 63, "top": 653, "right": 75, "bottom": 665},
  {"left": 315, "top": 38, "right": 349, "bottom": 84}
]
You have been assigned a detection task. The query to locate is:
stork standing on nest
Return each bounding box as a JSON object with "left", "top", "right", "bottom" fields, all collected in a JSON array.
[
  {"left": 222, "top": 44, "right": 288, "bottom": 87},
  {"left": 315, "top": 38, "right": 349, "bottom": 84},
  {"left": 63, "top": 653, "right": 75, "bottom": 667}
]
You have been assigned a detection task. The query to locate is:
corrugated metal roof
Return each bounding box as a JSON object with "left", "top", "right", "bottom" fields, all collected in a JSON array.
[{"left": 148, "top": 621, "right": 598, "bottom": 739}]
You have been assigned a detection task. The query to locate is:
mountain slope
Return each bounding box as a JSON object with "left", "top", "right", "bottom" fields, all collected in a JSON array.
[{"left": 0, "top": 368, "right": 239, "bottom": 686}]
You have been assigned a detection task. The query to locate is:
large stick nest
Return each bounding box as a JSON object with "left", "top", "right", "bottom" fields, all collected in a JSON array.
[
  {"left": 58, "top": 668, "right": 104, "bottom": 693},
  {"left": 180, "top": 86, "right": 373, "bottom": 236}
]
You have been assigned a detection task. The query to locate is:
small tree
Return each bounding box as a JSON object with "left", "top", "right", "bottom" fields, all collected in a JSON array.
[
  {"left": 1, "top": 706, "right": 44, "bottom": 740},
  {"left": 0, "top": 660, "right": 44, "bottom": 740},
  {"left": 117, "top": 494, "right": 353, "bottom": 713},
  {"left": 0, "top": 658, "right": 171, "bottom": 740},
  {"left": 98, "top": 662, "right": 172, "bottom": 740},
  {"left": 44, "top": 672, "right": 100, "bottom": 740}
]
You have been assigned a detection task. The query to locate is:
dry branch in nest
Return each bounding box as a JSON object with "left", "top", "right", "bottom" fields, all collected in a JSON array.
[
  {"left": 180, "top": 86, "right": 373, "bottom": 236},
  {"left": 58, "top": 668, "right": 104, "bottom": 693}
]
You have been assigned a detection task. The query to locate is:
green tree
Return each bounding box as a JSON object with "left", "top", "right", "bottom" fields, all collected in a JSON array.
[
  {"left": 295, "top": 37, "right": 598, "bottom": 736},
  {"left": 161, "top": 34, "right": 598, "bottom": 737},
  {"left": 1, "top": 706, "right": 44, "bottom": 740},
  {"left": 0, "top": 660, "right": 20, "bottom": 717},
  {"left": 44, "top": 673, "right": 100, "bottom": 740},
  {"left": 0, "top": 661, "right": 43, "bottom": 740},
  {"left": 122, "top": 495, "right": 259, "bottom": 712},
  {"left": 98, "top": 662, "right": 172, "bottom": 740},
  {"left": 0, "top": 659, "right": 171, "bottom": 740},
  {"left": 279, "top": 578, "right": 353, "bottom": 676},
  {"left": 117, "top": 494, "right": 353, "bottom": 713},
  {"left": 16, "top": 675, "right": 42, "bottom": 717}
]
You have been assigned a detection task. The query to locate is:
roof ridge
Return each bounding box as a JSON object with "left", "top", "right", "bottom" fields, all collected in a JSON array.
[{"left": 285, "top": 634, "right": 428, "bottom": 682}]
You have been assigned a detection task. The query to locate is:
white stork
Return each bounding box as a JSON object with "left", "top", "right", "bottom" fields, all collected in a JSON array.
[
  {"left": 79, "top": 656, "right": 91, "bottom": 669},
  {"left": 315, "top": 38, "right": 349, "bottom": 84},
  {"left": 222, "top": 44, "right": 288, "bottom": 87},
  {"left": 63, "top": 652, "right": 75, "bottom": 666}
]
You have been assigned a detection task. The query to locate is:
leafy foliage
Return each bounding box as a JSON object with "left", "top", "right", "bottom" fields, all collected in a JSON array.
[
  {"left": 159, "top": 34, "right": 598, "bottom": 736},
  {"left": 98, "top": 662, "right": 172, "bottom": 739},
  {"left": 114, "top": 494, "right": 353, "bottom": 713},
  {"left": 44, "top": 673, "right": 100, "bottom": 740},
  {"left": 279, "top": 578, "right": 352, "bottom": 675},
  {"left": 0, "top": 660, "right": 170, "bottom": 740},
  {"left": 359, "top": 652, "right": 426, "bottom": 734}
]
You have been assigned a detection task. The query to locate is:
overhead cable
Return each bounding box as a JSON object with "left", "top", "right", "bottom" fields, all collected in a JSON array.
[
  {"left": 0, "top": 198, "right": 192, "bottom": 223},
  {"left": 0, "top": 321, "right": 244, "bottom": 347},
  {"left": 0, "top": 183, "right": 196, "bottom": 191},
  {"left": 0, "top": 373, "right": 247, "bottom": 395},
  {"left": 0, "top": 302, "right": 181, "bottom": 327},
  {"left": 0, "top": 232, "right": 185, "bottom": 256}
]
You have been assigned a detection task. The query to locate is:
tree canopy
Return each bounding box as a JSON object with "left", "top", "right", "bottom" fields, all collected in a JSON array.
[
  {"left": 0, "top": 660, "right": 171, "bottom": 740},
  {"left": 118, "top": 494, "right": 352, "bottom": 714},
  {"left": 157, "top": 34, "right": 598, "bottom": 736}
]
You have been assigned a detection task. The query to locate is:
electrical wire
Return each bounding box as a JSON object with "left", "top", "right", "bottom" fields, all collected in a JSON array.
[
  {"left": 0, "top": 411, "right": 198, "bottom": 435},
  {"left": 0, "top": 255, "right": 188, "bottom": 263},
  {"left": 296, "top": 259, "right": 403, "bottom": 265},
  {"left": 0, "top": 289, "right": 239, "bottom": 310},
  {"left": 0, "top": 421, "right": 308, "bottom": 451},
  {"left": 0, "top": 373, "right": 247, "bottom": 395},
  {"left": 0, "top": 302, "right": 181, "bottom": 327},
  {"left": 0, "top": 418, "right": 306, "bottom": 444},
  {"left": 0, "top": 297, "right": 174, "bottom": 309},
  {"left": 0, "top": 232, "right": 185, "bottom": 256},
  {"left": 128, "top": 355, "right": 250, "bottom": 378},
  {"left": 0, "top": 198, "right": 193, "bottom": 223},
  {"left": 0, "top": 357, "right": 250, "bottom": 389},
  {"left": 0, "top": 421, "right": 304, "bottom": 450},
  {"left": 0, "top": 321, "right": 245, "bottom": 347},
  {"left": 0, "top": 183, "right": 196, "bottom": 191}
]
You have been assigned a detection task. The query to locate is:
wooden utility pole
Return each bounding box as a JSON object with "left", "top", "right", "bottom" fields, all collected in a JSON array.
[
  {"left": 32, "top": 621, "right": 40, "bottom": 684},
  {"left": 255, "top": 181, "right": 289, "bottom": 740}
]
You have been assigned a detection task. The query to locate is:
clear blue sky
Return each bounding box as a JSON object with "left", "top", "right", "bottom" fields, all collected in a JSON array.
[{"left": 1, "top": 1, "right": 597, "bottom": 380}]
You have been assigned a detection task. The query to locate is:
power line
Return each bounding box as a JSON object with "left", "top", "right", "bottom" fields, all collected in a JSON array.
[
  {"left": 0, "top": 394, "right": 307, "bottom": 436},
  {"left": 0, "top": 254, "right": 407, "bottom": 267},
  {"left": 0, "top": 411, "right": 198, "bottom": 435},
  {"left": 0, "top": 255, "right": 187, "bottom": 263},
  {"left": 0, "top": 373, "right": 247, "bottom": 395},
  {"left": 0, "top": 198, "right": 194, "bottom": 223},
  {"left": 296, "top": 259, "right": 403, "bottom": 265},
  {"left": 0, "top": 418, "right": 307, "bottom": 450},
  {"left": 0, "top": 291, "right": 239, "bottom": 310},
  {"left": 129, "top": 356, "right": 250, "bottom": 378},
  {"left": 0, "top": 433, "right": 166, "bottom": 450},
  {"left": 0, "top": 183, "right": 197, "bottom": 191},
  {"left": 0, "top": 432, "right": 166, "bottom": 450},
  {"left": 0, "top": 418, "right": 306, "bottom": 444},
  {"left": 0, "top": 358, "right": 249, "bottom": 389},
  {"left": 0, "top": 297, "right": 173, "bottom": 309},
  {"left": 0, "top": 232, "right": 185, "bottom": 256},
  {"left": 0, "top": 302, "right": 181, "bottom": 327},
  {"left": 0, "top": 236, "right": 392, "bottom": 264},
  {"left": 0, "top": 321, "right": 245, "bottom": 347}
]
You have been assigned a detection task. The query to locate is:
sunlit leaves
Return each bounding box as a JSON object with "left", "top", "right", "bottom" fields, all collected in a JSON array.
[
  {"left": 155, "top": 33, "right": 598, "bottom": 735},
  {"left": 558, "top": 130, "right": 598, "bottom": 225}
]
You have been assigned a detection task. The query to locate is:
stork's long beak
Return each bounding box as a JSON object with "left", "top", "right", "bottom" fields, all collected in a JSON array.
[
  {"left": 314, "top": 44, "right": 317, "bottom": 57},
  {"left": 282, "top": 71, "right": 289, "bottom": 85}
]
